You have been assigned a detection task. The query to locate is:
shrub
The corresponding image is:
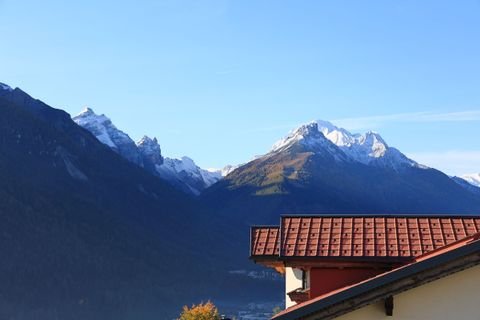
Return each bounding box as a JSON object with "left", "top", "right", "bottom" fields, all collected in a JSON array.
[{"left": 178, "top": 301, "right": 221, "bottom": 320}]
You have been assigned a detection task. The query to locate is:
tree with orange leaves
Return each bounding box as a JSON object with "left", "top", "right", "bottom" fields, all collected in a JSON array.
[{"left": 178, "top": 301, "right": 221, "bottom": 320}]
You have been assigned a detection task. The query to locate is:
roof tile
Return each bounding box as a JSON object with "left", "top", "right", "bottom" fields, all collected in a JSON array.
[{"left": 251, "top": 216, "right": 480, "bottom": 260}]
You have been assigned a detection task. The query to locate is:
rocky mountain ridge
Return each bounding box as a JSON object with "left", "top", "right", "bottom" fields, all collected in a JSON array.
[{"left": 73, "top": 108, "right": 224, "bottom": 195}]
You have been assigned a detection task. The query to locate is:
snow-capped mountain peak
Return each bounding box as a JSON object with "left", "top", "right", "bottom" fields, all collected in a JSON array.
[
  {"left": 270, "top": 119, "right": 420, "bottom": 170},
  {"left": 316, "top": 120, "right": 357, "bottom": 147},
  {"left": 218, "top": 165, "right": 238, "bottom": 177},
  {"left": 460, "top": 173, "right": 480, "bottom": 187},
  {"left": 315, "top": 119, "right": 419, "bottom": 169},
  {"left": 78, "top": 106, "right": 94, "bottom": 115},
  {"left": 137, "top": 136, "right": 161, "bottom": 155},
  {"left": 76, "top": 107, "right": 110, "bottom": 123},
  {"left": 156, "top": 156, "right": 222, "bottom": 195},
  {"left": 271, "top": 122, "right": 331, "bottom": 152},
  {"left": 317, "top": 120, "right": 388, "bottom": 155},
  {"left": 73, "top": 108, "right": 223, "bottom": 195},
  {"left": 269, "top": 122, "right": 349, "bottom": 163},
  {"left": 73, "top": 108, "right": 143, "bottom": 165},
  {"left": 137, "top": 135, "right": 163, "bottom": 166},
  {"left": 359, "top": 131, "right": 388, "bottom": 158},
  {"left": 206, "top": 165, "right": 239, "bottom": 178},
  {"left": 74, "top": 108, "right": 123, "bottom": 148}
]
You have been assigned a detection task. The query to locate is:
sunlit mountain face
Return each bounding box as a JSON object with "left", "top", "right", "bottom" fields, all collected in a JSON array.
[{"left": 202, "top": 122, "right": 480, "bottom": 224}]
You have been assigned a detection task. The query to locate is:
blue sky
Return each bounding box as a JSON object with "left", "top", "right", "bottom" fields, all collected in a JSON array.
[{"left": 1, "top": 0, "right": 479, "bottom": 175}]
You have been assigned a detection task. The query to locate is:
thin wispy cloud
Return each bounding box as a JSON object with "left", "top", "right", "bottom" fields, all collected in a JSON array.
[
  {"left": 245, "top": 110, "right": 480, "bottom": 134},
  {"left": 333, "top": 110, "right": 480, "bottom": 131}
]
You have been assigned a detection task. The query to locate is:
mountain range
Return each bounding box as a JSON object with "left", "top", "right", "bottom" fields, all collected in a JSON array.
[
  {"left": 73, "top": 107, "right": 479, "bottom": 197},
  {"left": 0, "top": 81, "right": 479, "bottom": 319},
  {"left": 202, "top": 121, "right": 480, "bottom": 225}
]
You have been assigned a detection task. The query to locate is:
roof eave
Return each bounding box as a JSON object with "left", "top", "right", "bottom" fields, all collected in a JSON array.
[{"left": 273, "top": 239, "right": 480, "bottom": 320}]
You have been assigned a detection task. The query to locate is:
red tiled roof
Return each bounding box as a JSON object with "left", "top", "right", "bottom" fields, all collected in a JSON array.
[
  {"left": 272, "top": 232, "right": 480, "bottom": 320},
  {"left": 251, "top": 226, "right": 280, "bottom": 256},
  {"left": 251, "top": 216, "right": 480, "bottom": 260}
]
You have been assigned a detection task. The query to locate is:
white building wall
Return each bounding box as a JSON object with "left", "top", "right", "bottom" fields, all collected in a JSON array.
[
  {"left": 285, "top": 267, "right": 304, "bottom": 308},
  {"left": 333, "top": 264, "right": 480, "bottom": 320}
]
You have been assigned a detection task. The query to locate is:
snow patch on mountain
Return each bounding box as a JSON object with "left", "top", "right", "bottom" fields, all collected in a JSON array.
[
  {"left": 137, "top": 136, "right": 163, "bottom": 166},
  {"left": 316, "top": 120, "right": 357, "bottom": 147},
  {"left": 460, "top": 173, "right": 480, "bottom": 187},
  {"left": 316, "top": 120, "right": 422, "bottom": 169},
  {"left": 73, "top": 108, "right": 222, "bottom": 195},
  {"left": 74, "top": 108, "right": 117, "bottom": 148},
  {"left": 271, "top": 122, "right": 343, "bottom": 156},
  {"left": 0, "top": 82, "right": 14, "bottom": 92},
  {"left": 135, "top": 135, "right": 221, "bottom": 194},
  {"left": 156, "top": 157, "right": 222, "bottom": 195},
  {"left": 212, "top": 165, "right": 239, "bottom": 177},
  {"left": 138, "top": 136, "right": 161, "bottom": 156},
  {"left": 270, "top": 122, "right": 349, "bottom": 162},
  {"left": 269, "top": 120, "right": 424, "bottom": 170},
  {"left": 205, "top": 165, "right": 240, "bottom": 179},
  {"left": 73, "top": 108, "right": 142, "bottom": 165}
]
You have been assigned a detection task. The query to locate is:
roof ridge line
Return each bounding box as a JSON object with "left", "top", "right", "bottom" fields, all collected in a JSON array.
[{"left": 279, "top": 214, "right": 480, "bottom": 218}]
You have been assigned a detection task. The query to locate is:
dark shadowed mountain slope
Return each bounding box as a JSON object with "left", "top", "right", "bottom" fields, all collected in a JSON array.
[
  {"left": 0, "top": 85, "right": 278, "bottom": 320},
  {"left": 202, "top": 123, "right": 480, "bottom": 225}
]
